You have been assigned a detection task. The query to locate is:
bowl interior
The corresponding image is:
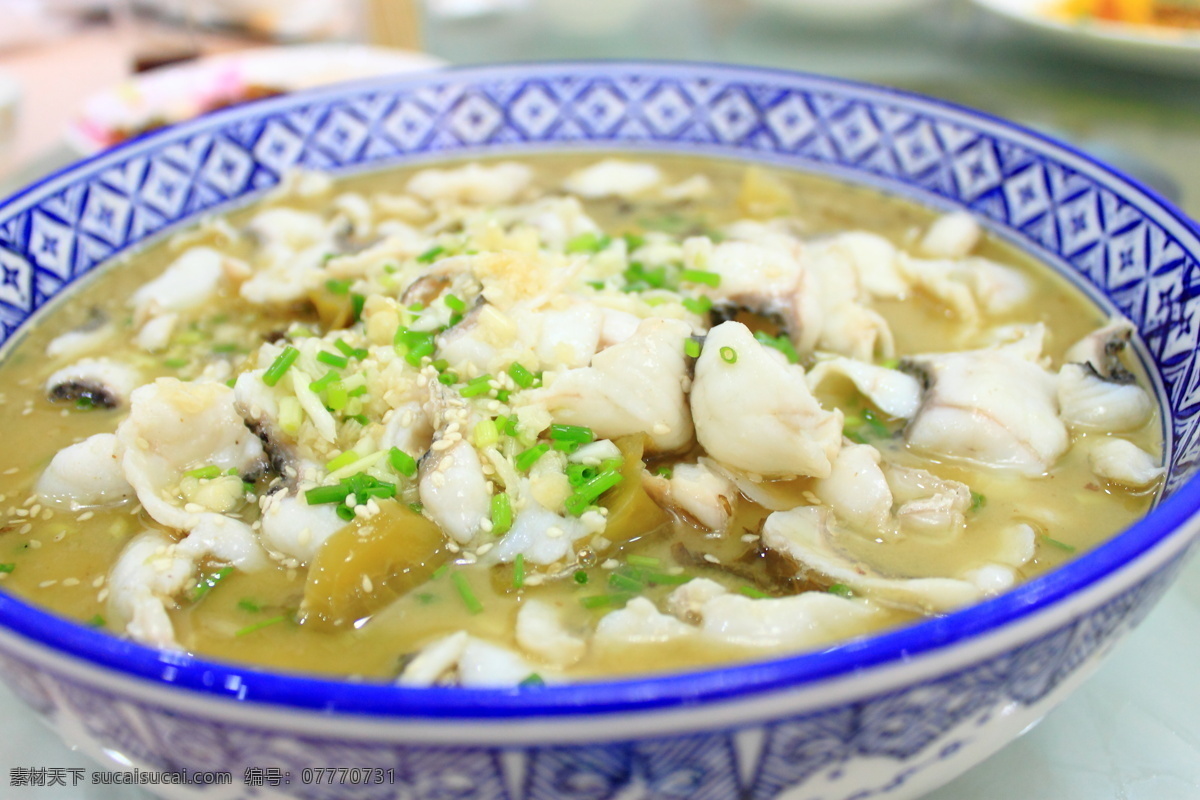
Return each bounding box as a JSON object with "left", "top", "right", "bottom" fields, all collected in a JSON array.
[{"left": 1, "top": 61, "right": 1199, "bottom": 716}]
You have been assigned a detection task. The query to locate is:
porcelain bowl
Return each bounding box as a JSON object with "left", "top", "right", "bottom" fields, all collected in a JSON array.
[{"left": 0, "top": 62, "right": 1198, "bottom": 800}]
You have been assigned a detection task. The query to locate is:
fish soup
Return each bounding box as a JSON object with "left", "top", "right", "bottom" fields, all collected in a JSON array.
[{"left": 0, "top": 155, "right": 1161, "bottom": 684}]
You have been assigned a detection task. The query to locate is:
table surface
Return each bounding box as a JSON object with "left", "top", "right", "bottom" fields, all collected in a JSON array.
[{"left": 1, "top": 1, "right": 1199, "bottom": 798}]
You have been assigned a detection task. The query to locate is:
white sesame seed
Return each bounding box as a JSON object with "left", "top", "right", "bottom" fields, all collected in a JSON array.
[
  {"left": 38, "top": 580, "right": 57, "bottom": 588},
  {"left": 62, "top": 577, "right": 80, "bottom": 587},
  {"left": 702, "top": 553, "right": 720, "bottom": 564}
]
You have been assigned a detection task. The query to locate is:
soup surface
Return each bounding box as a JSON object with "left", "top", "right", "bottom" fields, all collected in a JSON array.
[{"left": 0, "top": 155, "right": 1162, "bottom": 684}]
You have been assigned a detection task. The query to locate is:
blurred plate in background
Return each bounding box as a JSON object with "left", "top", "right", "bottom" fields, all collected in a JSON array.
[
  {"left": 972, "top": 0, "right": 1200, "bottom": 75},
  {"left": 65, "top": 42, "right": 443, "bottom": 156}
]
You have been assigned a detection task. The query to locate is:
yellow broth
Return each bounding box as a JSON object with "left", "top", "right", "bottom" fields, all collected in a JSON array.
[{"left": 0, "top": 155, "right": 1159, "bottom": 680}]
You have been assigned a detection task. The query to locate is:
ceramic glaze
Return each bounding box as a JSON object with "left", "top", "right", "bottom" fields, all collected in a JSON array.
[{"left": 0, "top": 62, "right": 1198, "bottom": 800}]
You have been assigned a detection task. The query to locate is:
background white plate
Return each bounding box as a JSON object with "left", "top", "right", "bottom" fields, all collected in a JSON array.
[{"left": 972, "top": 0, "right": 1200, "bottom": 75}]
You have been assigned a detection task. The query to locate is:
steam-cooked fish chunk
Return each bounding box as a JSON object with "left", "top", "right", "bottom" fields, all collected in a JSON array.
[
  {"left": 36, "top": 433, "right": 133, "bottom": 509},
  {"left": 813, "top": 443, "right": 893, "bottom": 532},
  {"left": 407, "top": 162, "right": 534, "bottom": 206},
  {"left": 516, "top": 598, "right": 586, "bottom": 668},
  {"left": 532, "top": 317, "right": 694, "bottom": 453},
  {"left": 806, "top": 357, "right": 922, "bottom": 419},
  {"left": 594, "top": 597, "right": 697, "bottom": 645},
  {"left": 109, "top": 518, "right": 266, "bottom": 648},
  {"left": 886, "top": 465, "right": 972, "bottom": 536},
  {"left": 691, "top": 321, "right": 842, "bottom": 479},
  {"left": 489, "top": 479, "right": 605, "bottom": 566},
  {"left": 1057, "top": 363, "right": 1154, "bottom": 433},
  {"left": 762, "top": 506, "right": 984, "bottom": 613},
  {"left": 130, "top": 247, "right": 228, "bottom": 322},
  {"left": 918, "top": 211, "right": 981, "bottom": 259},
  {"left": 107, "top": 531, "right": 194, "bottom": 649},
  {"left": 643, "top": 461, "right": 738, "bottom": 532},
  {"left": 1088, "top": 438, "right": 1163, "bottom": 488},
  {"left": 1064, "top": 317, "right": 1137, "bottom": 379},
  {"left": 115, "top": 378, "right": 266, "bottom": 531},
  {"left": 681, "top": 588, "right": 885, "bottom": 650},
  {"left": 904, "top": 328, "right": 1068, "bottom": 476},
  {"left": 418, "top": 440, "right": 491, "bottom": 545},
  {"left": 396, "top": 631, "right": 542, "bottom": 688},
  {"left": 259, "top": 492, "right": 346, "bottom": 564},
  {"left": 563, "top": 159, "right": 664, "bottom": 200},
  {"left": 45, "top": 310, "right": 114, "bottom": 361},
  {"left": 45, "top": 357, "right": 140, "bottom": 409}
]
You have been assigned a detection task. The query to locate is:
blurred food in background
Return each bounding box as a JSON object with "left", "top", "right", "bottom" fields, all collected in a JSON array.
[
  {"left": 67, "top": 43, "right": 442, "bottom": 154},
  {"left": 1053, "top": 0, "right": 1200, "bottom": 28}
]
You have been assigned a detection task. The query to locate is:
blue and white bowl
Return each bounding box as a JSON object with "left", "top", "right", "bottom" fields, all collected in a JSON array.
[{"left": 0, "top": 62, "right": 1198, "bottom": 800}]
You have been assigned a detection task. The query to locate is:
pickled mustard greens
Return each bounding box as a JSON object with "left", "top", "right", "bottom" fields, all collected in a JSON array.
[{"left": 0, "top": 155, "right": 1161, "bottom": 684}]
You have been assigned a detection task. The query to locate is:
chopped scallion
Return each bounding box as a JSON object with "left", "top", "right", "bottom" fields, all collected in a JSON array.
[
  {"left": 680, "top": 268, "right": 721, "bottom": 287},
  {"left": 235, "top": 614, "right": 288, "bottom": 637},
  {"left": 828, "top": 583, "right": 855, "bottom": 598},
  {"left": 564, "top": 469, "right": 623, "bottom": 517},
  {"left": 305, "top": 484, "right": 352, "bottom": 506},
  {"left": 549, "top": 423, "right": 595, "bottom": 444},
  {"left": 184, "top": 465, "right": 222, "bottom": 480},
  {"left": 325, "top": 278, "right": 352, "bottom": 295},
  {"left": 1041, "top": 534, "right": 1077, "bottom": 553},
  {"left": 684, "top": 339, "right": 701, "bottom": 358},
  {"left": 507, "top": 362, "right": 537, "bottom": 389},
  {"left": 389, "top": 447, "right": 418, "bottom": 477},
  {"left": 325, "top": 450, "right": 360, "bottom": 473},
  {"left": 0, "top": 563, "right": 14, "bottom": 574},
  {"left": 326, "top": 382, "right": 349, "bottom": 411},
  {"left": 626, "top": 554, "right": 661, "bottom": 568},
  {"left": 473, "top": 419, "right": 500, "bottom": 449},
  {"left": 738, "top": 585, "right": 770, "bottom": 599},
  {"left": 513, "top": 553, "right": 525, "bottom": 588},
  {"left": 237, "top": 599, "right": 262, "bottom": 613},
  {"left": 262, "top": 346, "right": 300, "bottom": 387},
  {"left": 565, "top": 231, "right": 611, "bottom": 254},
  {"left": 189, "top": 567, "right": 233, "bottom": 602},
  {"left": 452, "top": 573, "right": 483, "bottom": 615},
  {"left": 719, "top": 346, "right": 738, "bottom": 364},
  {"left": 682, "top": 295, "right": 713, "bottom": 315},
  {"left": 491, "top": 492, "right": 513, "bottom": 536},
  {"left": 444, "top": 294, "right": 466, "bottom": 312},
  {"left": 459, "top": 374, "right": 494, "bottom": 399},
  {"left": 310, "top": 370, "right": 339, "bottom": 392},
  {"left": 515, "top": 443, "right": 550, "bottom": 472},
  {"left": 317, "top": 350, "right": 349, "bottom": 369},
  {"left": 753, "top": 331, "right": 800, "bottom": 364},
  {"left": 518, "top": 672, "right": 545, "bottom": 687},
  {"left": 416, "top": 245, "right": 445, "bottom": 264}
]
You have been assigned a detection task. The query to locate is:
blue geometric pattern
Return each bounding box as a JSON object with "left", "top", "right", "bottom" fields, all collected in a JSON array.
[
  {"left": 1, "top": 63, "right": 1199, "bottom": 800},
  {"left": 0, "top": 560, "right": 1181, "bottom": 800}
]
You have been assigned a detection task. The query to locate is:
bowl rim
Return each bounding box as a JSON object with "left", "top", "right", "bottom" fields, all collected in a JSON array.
[{"left": 1, "top": 59, "right": 1198, "bottom": 719}]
